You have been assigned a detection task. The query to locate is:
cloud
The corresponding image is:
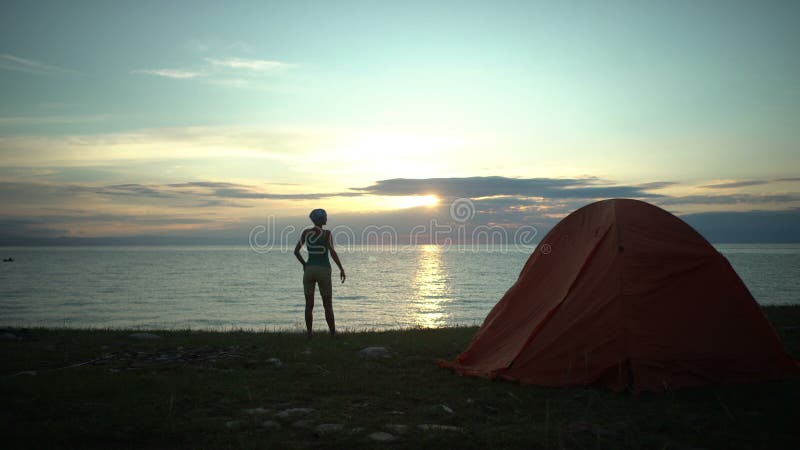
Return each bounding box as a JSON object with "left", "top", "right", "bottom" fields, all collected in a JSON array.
[
  {"left": 166, "top": 181, "right": 240, "bottom": 189},
  {"left": 164, "top": 181, "right": 359, "bottom": 200},
  {"left": 0, "top": 180, "right": 88, "bottom": 203},
  {"left": 700, "top": 178, "right": 800, "bottom": 189},
  {"left": 132, "top": 69, "right": 203, "bottom": 79},
  {"left": 0, "top": 180, "right": 231, "bottom": 211},
  {"left": 0, "top": 53, "right": 76, "bottom": 75},
  {"left": 0, "top": 115, "right": 108, "bottom": 126},
  {"left": 204, "top": 57, "right": 293, "bottom": 71},
  {"left": 2, "top": 174, "right": 800, "bottom": 242},
  {"left": 352, "top": 176, "right": 665, "bottom": 199},
  {"left": 9, "top": 175, "right": 797, "bottom": 222},
  {"left": 0, "top": 126, "right": 475, "bottom": 187},
  {"left": 0, "top": 126, "right": 322, "bottom": 167},
  {"left": 635, "top": 181, "right": 678, "bottom": 190},
  {"left": 5, "top": 173, "right": 799, "bottom": 214},
  {"left": 131, "top": 56, "right": 293, "bottom": 87},
  {"left": 0, "top": 180, "right": 359, "bottom": 213},
  {"left": 20, "top": 213, "right": 215, "bottom": 226},
  {"left": 701, "top": 180, "right": 769, "bottom": 189},
  {"left": 657, "top": 193, "right": 800, "bottom": 205},
  {"left": 96, "top": 184, "right": 172, "bottom": 198}
]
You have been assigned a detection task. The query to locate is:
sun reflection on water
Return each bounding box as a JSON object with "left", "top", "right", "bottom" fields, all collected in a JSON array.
[{"left": 411, "top": 245, "right": 452, "bottom": 327}]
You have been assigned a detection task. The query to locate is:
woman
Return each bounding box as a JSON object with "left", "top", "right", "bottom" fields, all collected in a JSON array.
[{"left": 293, "top": 208, "right": 346, "bottom": 339}]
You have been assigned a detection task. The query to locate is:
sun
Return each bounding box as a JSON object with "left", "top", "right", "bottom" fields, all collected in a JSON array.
[{"left": 394, "top": 194, "right": 441, "bottom": 209}]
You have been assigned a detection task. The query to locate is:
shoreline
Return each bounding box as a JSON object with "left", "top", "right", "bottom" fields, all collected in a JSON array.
[{"left": 2, "top": 304, "right": 798, "bottom": 334}]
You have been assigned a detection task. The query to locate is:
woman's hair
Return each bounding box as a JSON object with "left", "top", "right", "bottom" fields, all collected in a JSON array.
[{"left": 309, "top": 208, "right": 327, "bottom": 226}]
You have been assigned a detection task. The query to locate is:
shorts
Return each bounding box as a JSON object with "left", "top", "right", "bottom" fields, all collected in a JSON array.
[{"left": 303, "top": 265, "right": 332, "bottom": 297}]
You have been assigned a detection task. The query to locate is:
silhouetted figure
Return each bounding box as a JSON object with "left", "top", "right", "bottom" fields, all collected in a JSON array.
[{"left": 294, "top": 209, "right": 345, "bottom": 339}]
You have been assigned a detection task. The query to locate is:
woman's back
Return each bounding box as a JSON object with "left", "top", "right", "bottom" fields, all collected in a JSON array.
[{"left": 305, "top": 229, "right": 330, "bottom": 267}]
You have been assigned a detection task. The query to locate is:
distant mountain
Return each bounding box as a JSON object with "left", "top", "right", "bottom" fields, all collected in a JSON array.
[{"left": 1, "top": 208, "right": 798, "bottom": 246}]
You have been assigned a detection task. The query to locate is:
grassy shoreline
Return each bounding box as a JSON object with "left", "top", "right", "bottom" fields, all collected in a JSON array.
[{"left": 2, "top": 306, "right": 798, "bottom": 449}]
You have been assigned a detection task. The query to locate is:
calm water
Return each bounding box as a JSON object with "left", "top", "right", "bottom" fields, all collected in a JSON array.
[{"left": 0, "top": 244, "right": 798, "bottom": 331}]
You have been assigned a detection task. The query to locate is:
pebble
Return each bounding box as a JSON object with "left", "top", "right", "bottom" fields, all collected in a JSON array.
[
  {"left": 293, "top": 419, "right": 314, "bottom": 429},
  {"left": 243, "top": 407, "right": 271, "bottom": 415},
  {"left": 358, "top": 346, "right": 391, "bottom": 358},
  {"left": 482, "top": 405, "right": 499, "bottom": 414},
  {"left": 417, "top": 424, "right": 465, "bottom": 432},
  {"left": 315, "top": 423, "right": 343, "bottom": 435},
  {"left": 275, "top": 407, "right": 315, "bottom": 419},
  {"left": 225, "top": 420, "right": 244, "bottom": 430},
  {"left": 261, "top": 420, "right": 282, "bottom": 430},
  {"left": 266, "top": 358, "right": 283, "bottom": 367},
  {"left": 425, "top": 404, "right": 454, "bottom": 416},
  {"left": 368, "top": 431, "right": 397, "bottom": 442},
  {"left": 385, "top": 424, "right": 408, "bottom": 434},
  {"left": 128, "top": 332, "right": 161, "bottom": 340}
]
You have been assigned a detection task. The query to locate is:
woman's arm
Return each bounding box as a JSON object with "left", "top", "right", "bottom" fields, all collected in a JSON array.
[
  {"left": 327, "top": 231, "right": 346, "bottom": 283},
  {"left": 294, "top": 229, "right": 307, "bottom": 267}
]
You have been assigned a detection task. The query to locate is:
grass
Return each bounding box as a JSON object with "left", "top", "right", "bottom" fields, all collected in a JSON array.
[{"left": 1, "top": 306, "right": 799, "bottom": 449}]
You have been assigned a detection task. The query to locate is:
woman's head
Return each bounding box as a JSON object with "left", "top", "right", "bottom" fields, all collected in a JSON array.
[{"left": 309, "top": 208, "right": 327, "bottom": 226}]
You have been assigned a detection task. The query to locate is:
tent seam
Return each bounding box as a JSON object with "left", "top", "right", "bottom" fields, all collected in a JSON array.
[{"left": 613, "top": 200, "right": 633, "bottom": 389}]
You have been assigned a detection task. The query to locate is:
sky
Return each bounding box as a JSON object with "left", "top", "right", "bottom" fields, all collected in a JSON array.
[{"left": 1, "top": 0, "right": 799, "bottom": 243}]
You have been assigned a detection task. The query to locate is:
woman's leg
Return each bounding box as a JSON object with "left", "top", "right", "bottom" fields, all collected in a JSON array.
[
  {"left": 319, "top": 267, "right": 335, "bottom": 337},
  {"left": 304, "top": 292, "right": 314, "bottom": 339},
  {"left": 322, "top": 294, "right": 336, "bottom": 337},
  {"left": 302, "top": 267, "right": 315, "bottom": 339}
]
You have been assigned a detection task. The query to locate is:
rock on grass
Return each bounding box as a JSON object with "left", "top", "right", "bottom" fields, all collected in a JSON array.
[
  {"left": 242, "top": 407, "right": 271, "bottom": 415},
  {"left": 225, "top": 420, "right": 244, "bottom": 430},
  {"left": 417, "top": 424, "right": 465, "bottom": 432},
  {"left": 315, "top": 423, "right": 343, "bottom": 435},
  {"left": 261, "top": 420, "right": 282, "bottom": 430},
  {"left": 385, "top": 424, "right": 408, "bottom": 434},
  {"left": 293, "top": 420, "right": 314, "bottom": 429},
  {"left": 358, "top": 346, "right": 391, "bottom": 358},
  {"left": 368, "top": 431, "right": 397, "bottom": 442},
  {"left": 274, "top": 407, "right": 314, "bottom": 420},
  {"left": 425, "top": 404, "right": 454, "bottom": 416}
]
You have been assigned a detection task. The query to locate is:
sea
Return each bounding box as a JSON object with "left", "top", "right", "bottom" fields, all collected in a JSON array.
[{"left": 0, "top": 244, "right": 798, "bottom": 331}]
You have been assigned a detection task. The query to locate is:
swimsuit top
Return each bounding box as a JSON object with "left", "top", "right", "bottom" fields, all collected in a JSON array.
[{"left": 305, "top": 228, "right": 330, "bottom": 268}]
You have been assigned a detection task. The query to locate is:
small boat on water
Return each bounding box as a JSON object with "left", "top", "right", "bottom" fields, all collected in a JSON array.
[{"left": 2, "top": 258, "right": 13, "bottom": 262}]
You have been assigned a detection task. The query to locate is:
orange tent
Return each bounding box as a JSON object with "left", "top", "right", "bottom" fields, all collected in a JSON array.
[{"left": 441, "top": 199, "right": 799, "bottom": 392}]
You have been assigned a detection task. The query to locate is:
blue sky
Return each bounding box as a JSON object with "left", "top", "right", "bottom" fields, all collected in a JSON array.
[{"left": 1, "top": 1, "right": 799, "bottom": 241}]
